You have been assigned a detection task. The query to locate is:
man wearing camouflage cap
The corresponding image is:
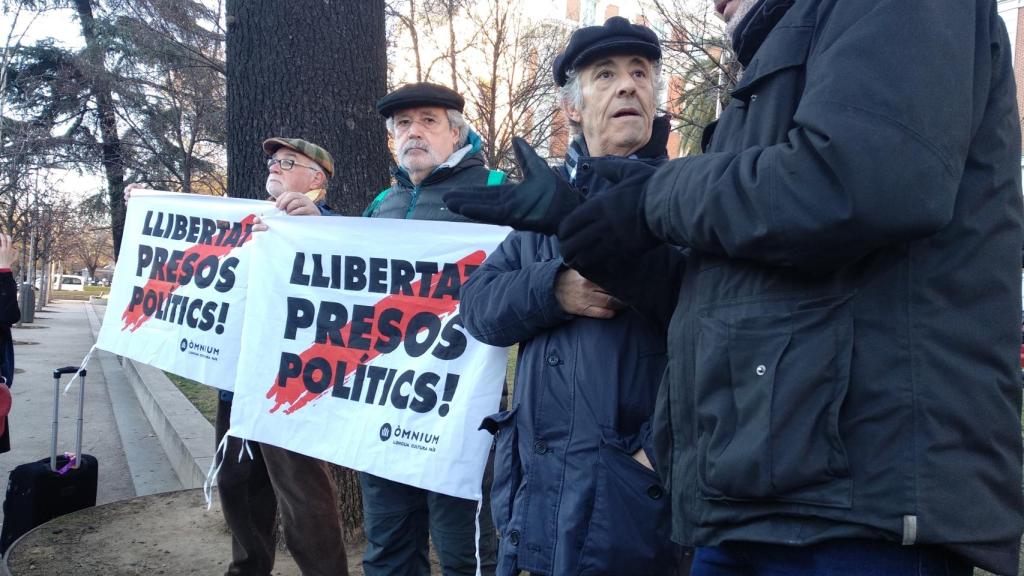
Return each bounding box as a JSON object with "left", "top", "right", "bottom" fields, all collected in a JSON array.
[
  {"left": 262, "top": 137, "right": 333, "bottom": 210},
  {"left": 125, "top": 136, "right": 347, "bottom": 576},
  {"left": 217, "top": 137, "right": 348, "bottom": 576}
]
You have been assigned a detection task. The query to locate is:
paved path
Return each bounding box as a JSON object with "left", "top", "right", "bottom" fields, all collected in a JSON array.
[
  {"left": 1, "top": 300, "right": 181, "bottom": 524},
  {"left": 0, "top": 299, "right": 409, "bottom": 575}
]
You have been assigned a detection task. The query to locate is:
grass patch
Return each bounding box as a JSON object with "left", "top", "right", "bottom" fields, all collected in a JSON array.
[
  {"left": 49, "top": 291, "right": 94, "bottom": 300},
  {"left": 40, "top": 287, "right": 110, "bottom": 301},
  {"left": 164, "top": 372, "right": 218, "bottom": 425}
]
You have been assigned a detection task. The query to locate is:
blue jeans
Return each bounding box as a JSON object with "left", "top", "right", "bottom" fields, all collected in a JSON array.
[
  {"left": 359, "top": 465, "right": 497, "bottom": 576},
  {"left": 690, "top": 539, "right": 970, "bottom": 576}
]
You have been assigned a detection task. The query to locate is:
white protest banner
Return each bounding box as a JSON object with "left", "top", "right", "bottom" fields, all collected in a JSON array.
[
  {"left": 228, "top": 214, "right": 510, "bottom": 499},
  {"left": 97, "top": 191, "right": 269, "bottom": 390}
]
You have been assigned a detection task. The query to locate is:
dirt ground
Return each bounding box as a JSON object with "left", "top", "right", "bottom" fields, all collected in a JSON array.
[
  {"left": 5, "top": 488, "right": 1015, "bottom": 575},
  {"left": 1, "top": 488, "right": 425, "bottom": 576}
]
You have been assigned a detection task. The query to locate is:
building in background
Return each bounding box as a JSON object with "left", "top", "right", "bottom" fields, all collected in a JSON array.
[{"left": 386, "top": 0, "right": 724, "bottom": 166}]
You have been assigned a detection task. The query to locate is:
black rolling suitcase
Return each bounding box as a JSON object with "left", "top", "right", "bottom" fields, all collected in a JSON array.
[{"left": 0, "top": 366, "right": 97, "bottom": 554}]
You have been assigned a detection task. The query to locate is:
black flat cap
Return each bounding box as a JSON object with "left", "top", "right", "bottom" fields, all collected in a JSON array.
[
  {"left": 553, "top": 16, "right": 661, "bottom": 87},
  {"left": 376, "top": 82, "right": 465, "bottom": 118}
]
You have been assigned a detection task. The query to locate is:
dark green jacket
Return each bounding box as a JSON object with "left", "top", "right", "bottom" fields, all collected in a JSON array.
[{"left": 366, "top": 131, "right": 501, "bottom": 222}]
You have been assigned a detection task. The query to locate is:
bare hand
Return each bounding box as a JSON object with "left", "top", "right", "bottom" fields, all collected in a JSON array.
[
  {"left": 124, "top": 182, "right": 149, "bottom": 204},
  {"left": 554, "top": 268, "right": 625, "bottom": 319},
  {"left": 632, "top": 448, "right": 654, "bottom": 471},
  {"left": 252, "top": 215, "right": 268, "bottom": 233},
  {"left": 0, "top": 234, "right": 14, "bottom": 269},
  {"left": 275, "top": 191, "right": 320, "bottom": 216}
]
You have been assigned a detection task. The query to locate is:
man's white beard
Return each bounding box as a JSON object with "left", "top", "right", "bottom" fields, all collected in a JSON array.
[{"left": 725, "top": 0, "right": 763, "bottom": 40}]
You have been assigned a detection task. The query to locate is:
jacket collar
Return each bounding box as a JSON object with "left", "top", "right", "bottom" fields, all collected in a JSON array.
[
  {"left": 393, "top": 130, "right": 485, "bottom": 187},
  {"left": 731, "top": 0, "right": 796, "bottom": 67},
  {"left": 565, "top": 115, "right": 671, "bottom": 182}
]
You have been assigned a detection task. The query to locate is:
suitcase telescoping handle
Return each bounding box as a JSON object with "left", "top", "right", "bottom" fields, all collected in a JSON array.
[{"left": 50, "top": 367, "right": 87, "bottom": 472}]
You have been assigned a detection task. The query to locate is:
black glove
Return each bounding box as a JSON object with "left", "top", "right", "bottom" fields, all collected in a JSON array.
[
  {"left": 558, "top": 158, "right": 660, "bottom": 272},
  {"left": 443, "top": 137, "right": 581, "bottom": 235}
]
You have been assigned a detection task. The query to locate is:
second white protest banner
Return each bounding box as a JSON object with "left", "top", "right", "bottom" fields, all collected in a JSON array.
[{"left": 227, "top": 213, "right": 510, "bottom": 499}]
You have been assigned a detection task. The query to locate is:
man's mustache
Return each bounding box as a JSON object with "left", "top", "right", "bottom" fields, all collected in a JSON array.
[{"left": 400, "top": 140, "right": 431, "bottom": 156}]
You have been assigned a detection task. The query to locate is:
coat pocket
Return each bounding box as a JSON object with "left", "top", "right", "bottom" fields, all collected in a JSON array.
[
  {"left": 730, "top": 25, "right": 813, "bottom": 104},
  {"left": 577, "top": 442, "right": 675, "bottom": 576},
  {"left": 480, "top": 407, "right": 521, "bottom": 537},
  {"left": 696, "top": 295, "right": 853, "bottom": 507}
]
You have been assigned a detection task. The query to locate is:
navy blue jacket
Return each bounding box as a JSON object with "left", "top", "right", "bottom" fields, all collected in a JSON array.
[
  {"left": 460, "top": 137, "right": 678, "bottom": 576},
  {"left": 618, "top": 0, "right": 1024, "bottom": 573}
]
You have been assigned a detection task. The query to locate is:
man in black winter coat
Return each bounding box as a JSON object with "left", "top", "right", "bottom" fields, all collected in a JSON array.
[{"left": 549, "top": 0, "right": 1024, "bottom": 575}]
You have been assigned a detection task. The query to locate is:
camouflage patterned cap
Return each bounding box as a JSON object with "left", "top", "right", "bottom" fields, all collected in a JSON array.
[{"left": 262, "top": 137, "right": 334, "bottom": 178}]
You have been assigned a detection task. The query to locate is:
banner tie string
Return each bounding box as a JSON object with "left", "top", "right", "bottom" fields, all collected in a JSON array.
[
  {"left": 474, "top": 497, "right": 482, "bottom": 576},
  {"left": 62, "top": 344, "right": 97, "bottom": 395},
  {"left": 203, "top": 429, "right": 254, "bottom": 510},
  {"left": 203, "top": 433, "right": 229, "bottom": 510}
]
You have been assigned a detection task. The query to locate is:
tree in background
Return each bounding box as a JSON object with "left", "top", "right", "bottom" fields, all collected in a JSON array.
[
  {"left": 460, "top": 0, "right": 566, "bottom": 172},
  {"left": 225, "top": 0, "right": 390, "bottom": 215},
  {"left": 2, "top": 0, "right": 226, "bottom": 257},
  {"left": 107, "top": 0, "right": 227, "bottom": 196},
  {"left": 64, "top": 208, "right": 113, "bottom": 279},
  {"left": 225, "top": 0, "right": 390, "bottom": 536},
  {"left": 650, "top": 0, "right": 736, "bottom": 156},
  {"left": 384, "top": 0, "right": 568, "bottom": 173}
]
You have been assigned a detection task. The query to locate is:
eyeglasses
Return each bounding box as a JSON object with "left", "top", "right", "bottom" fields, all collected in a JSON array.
[{"left": 267, "top": 158, "right": 320, "bottom": 172}]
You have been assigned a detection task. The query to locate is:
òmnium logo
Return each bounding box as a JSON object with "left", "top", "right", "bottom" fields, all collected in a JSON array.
[
  {"left": 178, "top": 338, "right": 220, "bottom": 361},
  {"left": 380, "top": 423, "right": 440, "bottom": 453}
]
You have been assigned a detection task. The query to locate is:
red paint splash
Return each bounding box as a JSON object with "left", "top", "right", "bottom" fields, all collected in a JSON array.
[
  {"left": 121, "top": 214, "right": 257, "bottom": 332},
  {"left": 266, "top": 250, "right": 486, "bottom": 415}
]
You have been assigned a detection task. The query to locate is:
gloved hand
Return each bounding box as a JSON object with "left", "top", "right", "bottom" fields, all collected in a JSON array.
[
  {"left": 558, "top": 158, "right": 661, "bottom": 272},
  {"left": 443, "top": 137, "right": 581, "bottom": 235}
]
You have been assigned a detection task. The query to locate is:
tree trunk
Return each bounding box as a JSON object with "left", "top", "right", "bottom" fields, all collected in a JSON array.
[
  {"left": 226, "top": 0, "right": 390, "bottom": 215},
  {"left": 74, "top": 0, "right": 127, "bottom": 258},
  {"left": 225, "top": 0, "right": 390, "bottom": 538},
  {"left": 332, "top": 465, "right": 364, "bottom": 541}
]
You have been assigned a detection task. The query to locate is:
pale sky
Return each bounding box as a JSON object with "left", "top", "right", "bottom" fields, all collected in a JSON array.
[
  {"left": 1, "top": 6, "right": 101, "bottom": 201},
  {"left": 0, "top": 6, "right": 82, "bottom": 50}
]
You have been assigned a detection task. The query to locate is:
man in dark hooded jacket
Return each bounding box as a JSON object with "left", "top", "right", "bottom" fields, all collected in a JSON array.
[{"left": 547, "top": 0, "right": 1024, "bottom": 574}]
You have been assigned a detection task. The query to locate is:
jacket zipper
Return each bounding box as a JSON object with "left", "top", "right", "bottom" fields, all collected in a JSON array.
[{"left": 404, "top": 185, "right": 421, "bottom": 219}]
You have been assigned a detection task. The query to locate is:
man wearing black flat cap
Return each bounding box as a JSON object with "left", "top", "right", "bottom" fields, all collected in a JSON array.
[
  {"left": 359, "top": 81, "right": 502, "bottom": 576},
  {"left": 365, "top": 82, "right": 506, "bottom": 220},
  {"left": 444, "top": 16, "right": 685, "bottom": 576}
]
